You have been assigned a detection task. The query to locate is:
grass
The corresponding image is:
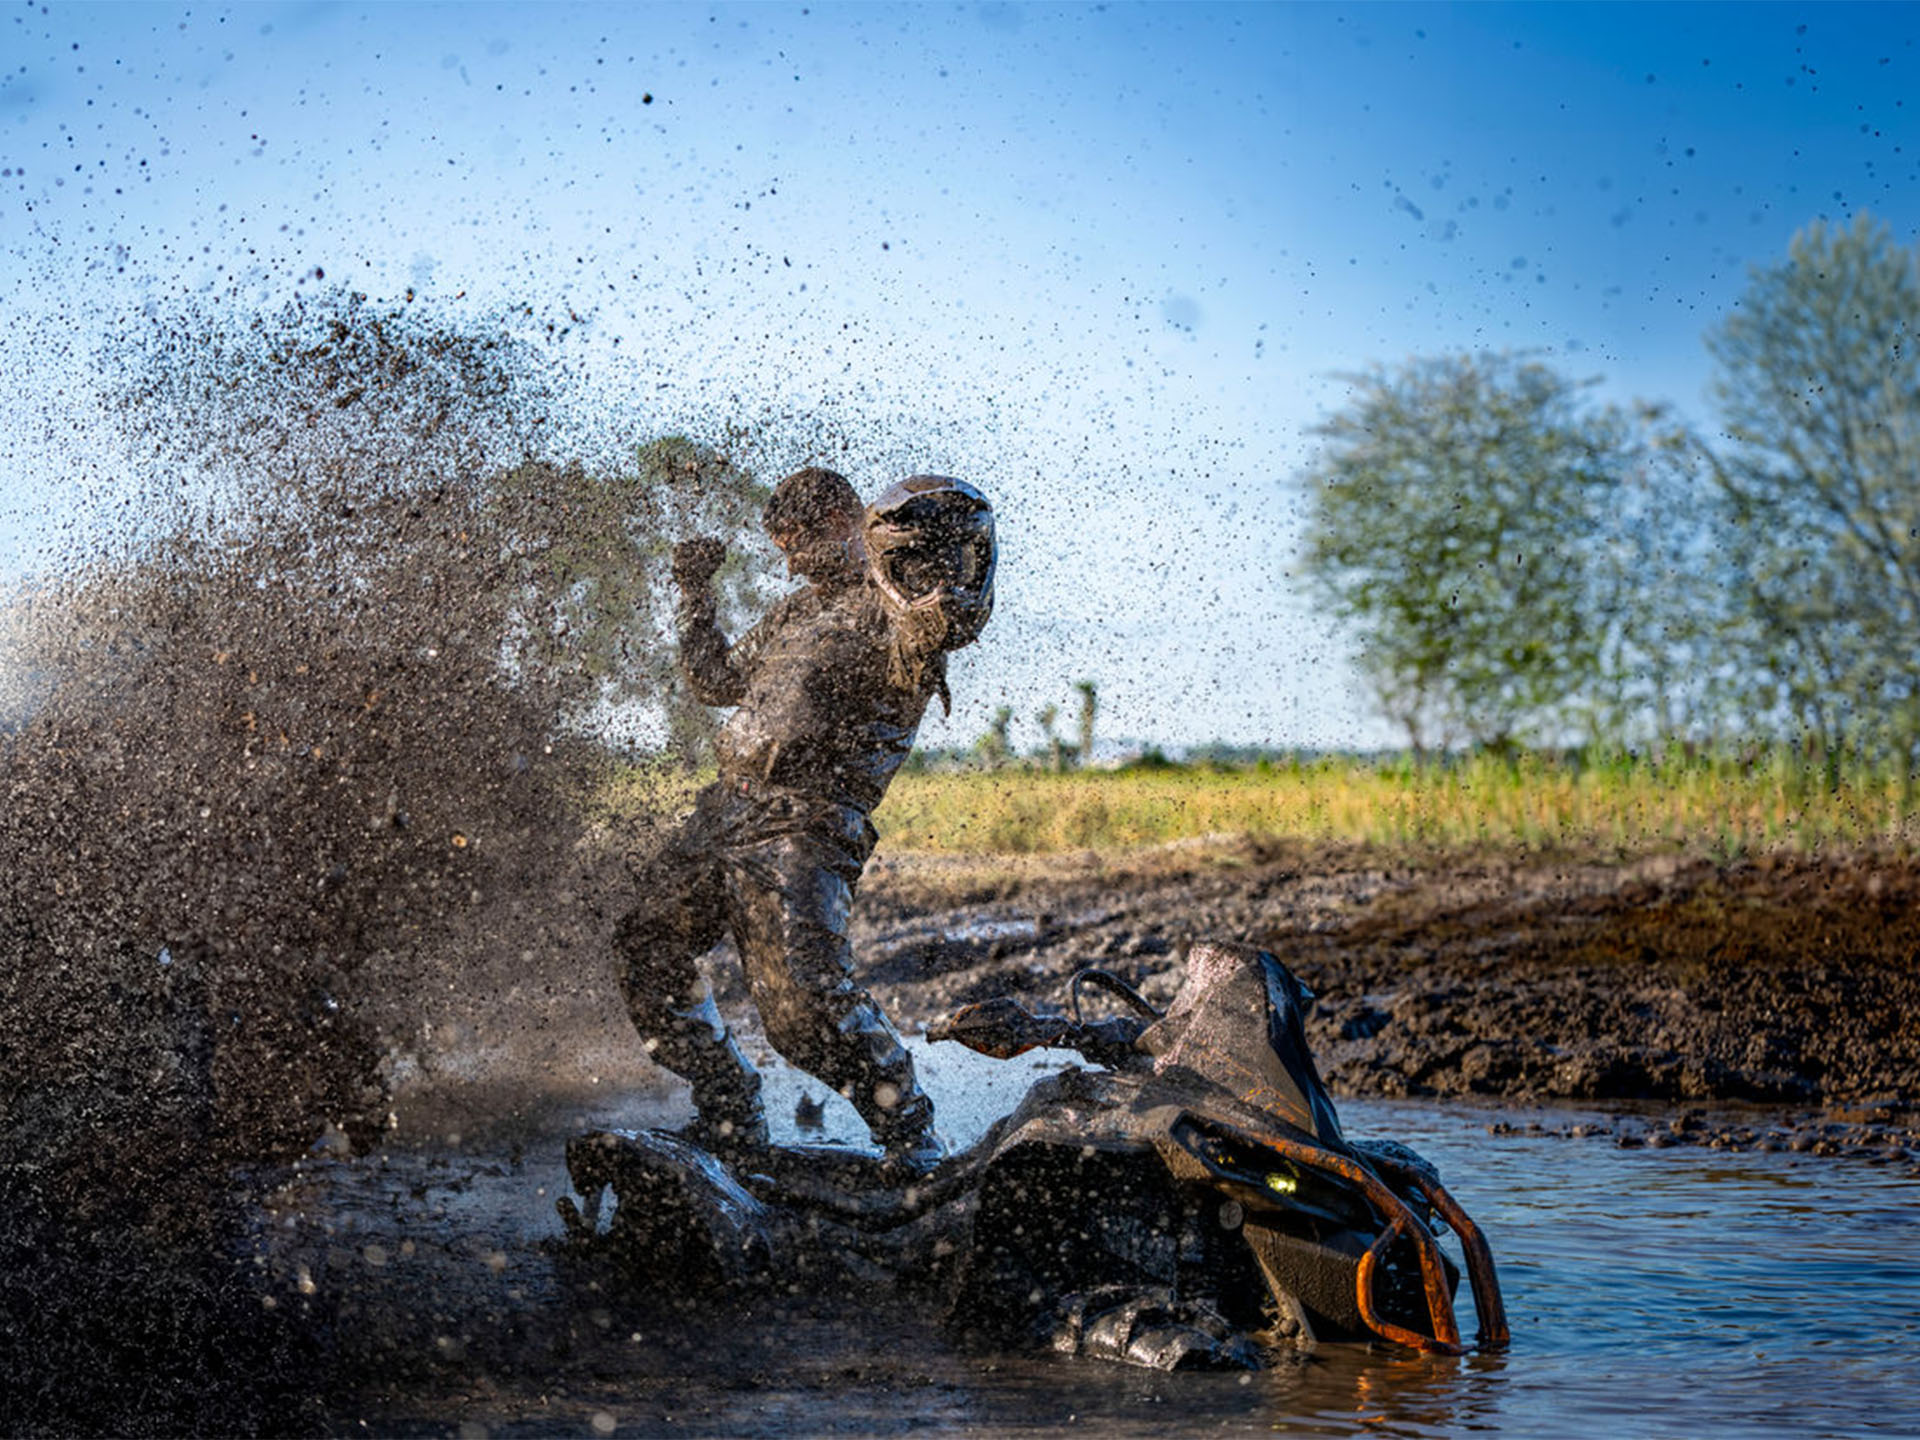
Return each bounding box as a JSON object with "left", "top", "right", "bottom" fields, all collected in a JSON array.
[{"left": 871, "top": 749, "right": 1918, "bottom": 858}]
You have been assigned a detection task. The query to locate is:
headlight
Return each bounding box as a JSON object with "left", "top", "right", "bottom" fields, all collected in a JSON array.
[{"left": 1167, "top": 1115, "right": 1377, "bottom": 1229}]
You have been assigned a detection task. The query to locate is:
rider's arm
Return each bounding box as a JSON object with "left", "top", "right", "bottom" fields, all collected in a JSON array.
[
  {"left": 677, "top": 582, "right": 748, "bottom": 706},
  {"left": 680, "top": 587, "right": 811, "bottom": 708},
  {"left": 1068, "top": 1016, "right": 1150, "bottom": 1069}
]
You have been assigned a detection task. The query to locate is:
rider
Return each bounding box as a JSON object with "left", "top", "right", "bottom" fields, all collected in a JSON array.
[{"left": 616, "top": 470, "right": 996, "bottom": 1173}]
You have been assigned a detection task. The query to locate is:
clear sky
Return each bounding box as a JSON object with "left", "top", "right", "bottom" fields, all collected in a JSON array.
[{"left": 5, "top": 2, "right": 1917, "bottom": 753}]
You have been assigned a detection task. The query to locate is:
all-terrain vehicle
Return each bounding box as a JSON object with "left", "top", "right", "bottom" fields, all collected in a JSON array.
[{"left": 559, "top": 940, "right": 1507, "bottom": 1370}]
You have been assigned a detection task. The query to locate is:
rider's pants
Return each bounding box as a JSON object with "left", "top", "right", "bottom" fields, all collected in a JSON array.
[{"left": 614, "top": 783, "right": 933, "bottom": 1148}]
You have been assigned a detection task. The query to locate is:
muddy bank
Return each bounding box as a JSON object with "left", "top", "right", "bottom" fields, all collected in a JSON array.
[{"left": 846, "top": 842, "right": 1920, "bottom": 1145}]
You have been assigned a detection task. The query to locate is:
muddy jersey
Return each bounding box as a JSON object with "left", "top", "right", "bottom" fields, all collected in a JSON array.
[
  {"left": 678, "top": 582, "right": 830, "bottom": 710},
  {"left": 679, "top": 580, "right": 943, "bottom": 815}
]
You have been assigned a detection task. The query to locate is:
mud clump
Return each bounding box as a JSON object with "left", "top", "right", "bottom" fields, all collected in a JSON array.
[{"left": 0, "top": 290, "right": 766, "bottom": 1431}]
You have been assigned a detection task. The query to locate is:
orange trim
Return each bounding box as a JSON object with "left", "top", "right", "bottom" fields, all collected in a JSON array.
[
  {"left": 1365, "top": 1154, "right": 1511, "bottom": 1350},
  {"left": 1357, "top": 1216, "right": 1460, "bottom": 1353},
  {"left": 1231, "top": 1131, "right": 1477, "bottom": 1355}
]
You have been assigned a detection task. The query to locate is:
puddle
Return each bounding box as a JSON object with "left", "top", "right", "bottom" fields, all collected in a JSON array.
[{"left": 266, "top": 1045, "right": 1920, "bottom": 1436}]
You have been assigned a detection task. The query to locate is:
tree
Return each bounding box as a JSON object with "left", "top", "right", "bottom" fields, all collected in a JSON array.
[
  {"left": 1297, "top": 353, "right": 1690, "bottom": 752},
  {"left": 112, "top": 288, "right": 773, "bottom": 760},
  {"left": 1576, "top": 409, "right": 1727, "bottom": 748},
  {"left": 1704, "top": 212, "right": 1920, "bottom": 784},
  {"left": 1074, "top": 680, "right": 1098, "bottom": 767},
  {"left": 485, "top": 436, "right": 771, "bottom": 759},
  {"left": 974, "top": 706, "right": 1013, "bottom": 769},
  {"left": 1036, "top": 704, "right": 1063, "bottom": 772}
]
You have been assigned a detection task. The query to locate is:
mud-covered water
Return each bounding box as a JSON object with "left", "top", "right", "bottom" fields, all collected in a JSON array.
[{"left": 280, "top": 1042, "right": 1920, "bottom": 1439}]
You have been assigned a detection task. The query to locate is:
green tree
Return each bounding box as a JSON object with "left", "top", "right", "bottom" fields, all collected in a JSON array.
[
  {"left": 1578, "top": 409, "right": 1726, "bottom": 748},
  {"left": 1704, "top": 212, "right": 1920, "bottom": 785},
  {"left": 1297, "top": 353, "right": 1687, "bottom": 752},
  {"left": 485, "top": 436, "right": 771, "bottom": 759},
  {"left": 113, "top": 288, "right": 773, "bottom": 760},
  {"left": 1036, "top": 703, "right": 1063, "bottom": 772}
]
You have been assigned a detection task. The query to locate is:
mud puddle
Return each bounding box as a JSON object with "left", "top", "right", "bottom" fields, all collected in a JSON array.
[{"left": 251, "top": 1042, "right": 1920, "bottom": 1438}]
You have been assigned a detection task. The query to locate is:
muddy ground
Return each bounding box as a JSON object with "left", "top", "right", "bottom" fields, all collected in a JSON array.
[
  {"left": 856, "top": 841, "right": 1920, "bottom": 1136},
  {"left": 25, "top": 842, "right": 1920, "bottom": 1436}
]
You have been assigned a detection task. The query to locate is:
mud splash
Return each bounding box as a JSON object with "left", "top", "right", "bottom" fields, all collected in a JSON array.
[{"left": 0, "top": 288, "right": 774, "bottom": 1432}]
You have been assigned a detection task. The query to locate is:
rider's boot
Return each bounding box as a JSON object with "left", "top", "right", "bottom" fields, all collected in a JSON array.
[
  {"left": 837, "top": 999, "right": 947, "bottom": 1175},
  {"left": 655, "top": 987, "right": 770, "bottom": 1152}
]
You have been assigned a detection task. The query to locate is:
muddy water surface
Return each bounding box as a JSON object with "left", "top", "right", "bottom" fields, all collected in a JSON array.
[
  {"left": 295, "top": 1042, "right": 1920, "bottom": 1438},
  {"left": 1334, "top": 1099, "right": 1920, "bottom": 1440}
]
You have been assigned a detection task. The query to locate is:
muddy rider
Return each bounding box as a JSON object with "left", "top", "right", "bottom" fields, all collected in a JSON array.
[{"left": 616, "top": 469, "right": 996, "bottom": 1172}]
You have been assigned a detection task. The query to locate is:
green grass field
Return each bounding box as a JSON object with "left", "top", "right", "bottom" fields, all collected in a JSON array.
[{"left": 870, "top": 751, "right": 1918, "bottom": 858}]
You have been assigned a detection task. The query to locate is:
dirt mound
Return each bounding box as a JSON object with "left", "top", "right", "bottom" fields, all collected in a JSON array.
[{"left": 1293, "top": 851, "right": 1920, "bottom": 1105}]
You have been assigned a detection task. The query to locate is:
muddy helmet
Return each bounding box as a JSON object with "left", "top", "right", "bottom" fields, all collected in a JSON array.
[{"left": 863, "top": 475, "right": 996, "bottom": 652}]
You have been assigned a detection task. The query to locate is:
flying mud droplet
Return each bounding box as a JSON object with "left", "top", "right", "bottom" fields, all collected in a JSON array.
[{"left": 2, "top": 285, "right": 783, "bottom": 1265}]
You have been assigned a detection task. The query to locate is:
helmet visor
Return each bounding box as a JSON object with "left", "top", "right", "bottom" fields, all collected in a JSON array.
[{"left": 886, "top": 531, "right": 992, "bottom": 600}]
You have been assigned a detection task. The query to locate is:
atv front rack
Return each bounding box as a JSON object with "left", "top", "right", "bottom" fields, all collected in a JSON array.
[
  {"left": 1218, "top": 1128, "right": 1510, "bottom": 1355},
  {"left": 1363, "top": 1146, "right": 1510, "bottom": 1354}
]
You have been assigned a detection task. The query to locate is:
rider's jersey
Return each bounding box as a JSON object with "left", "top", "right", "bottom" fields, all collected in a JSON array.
[{"left": 678, "top": 579, "right": 945, "bottom": 816}]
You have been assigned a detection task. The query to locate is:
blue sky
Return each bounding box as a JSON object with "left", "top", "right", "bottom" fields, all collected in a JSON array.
[{"left": 4, "top": 2, "right": 1917, "bottom": 751}]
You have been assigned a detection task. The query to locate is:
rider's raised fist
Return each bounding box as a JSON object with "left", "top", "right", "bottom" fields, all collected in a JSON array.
[{"left": 672, "top": 536, "right": 727, "bottom": 586}]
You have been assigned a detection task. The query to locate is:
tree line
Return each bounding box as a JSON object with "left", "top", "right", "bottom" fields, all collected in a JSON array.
[
  {"left": 962, "top": 680, "right": 1101, "bottom": 772},
  {"left": 1297, "top": 212, "right": 1920, "bottom": 789}
]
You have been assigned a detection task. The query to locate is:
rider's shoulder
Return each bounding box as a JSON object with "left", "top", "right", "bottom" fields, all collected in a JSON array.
[{"left": 759, "top": 582, "right": 842, "bottom": 629}]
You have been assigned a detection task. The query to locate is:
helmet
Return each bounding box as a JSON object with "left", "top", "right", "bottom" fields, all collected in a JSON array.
[{"left": 863, "top": 475, "right": 996, "bottom": 652}]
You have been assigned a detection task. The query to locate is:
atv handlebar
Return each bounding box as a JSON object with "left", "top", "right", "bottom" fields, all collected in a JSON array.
[
  {"left": 928, "top": 997, "right": 1147, "bottom": 1067},
  {"left": 926, "top": 997, "right": 1070, "bottom": 1058}
]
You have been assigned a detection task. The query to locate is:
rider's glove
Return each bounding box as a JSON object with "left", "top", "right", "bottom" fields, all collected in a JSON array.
[{"left": 671, "top": 536, "right": 727, "bottom": 589}]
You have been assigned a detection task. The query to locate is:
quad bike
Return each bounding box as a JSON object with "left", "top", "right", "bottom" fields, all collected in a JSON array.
[{"left": 559, "top": 941, "right": 1508, "bottom": 1370}]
